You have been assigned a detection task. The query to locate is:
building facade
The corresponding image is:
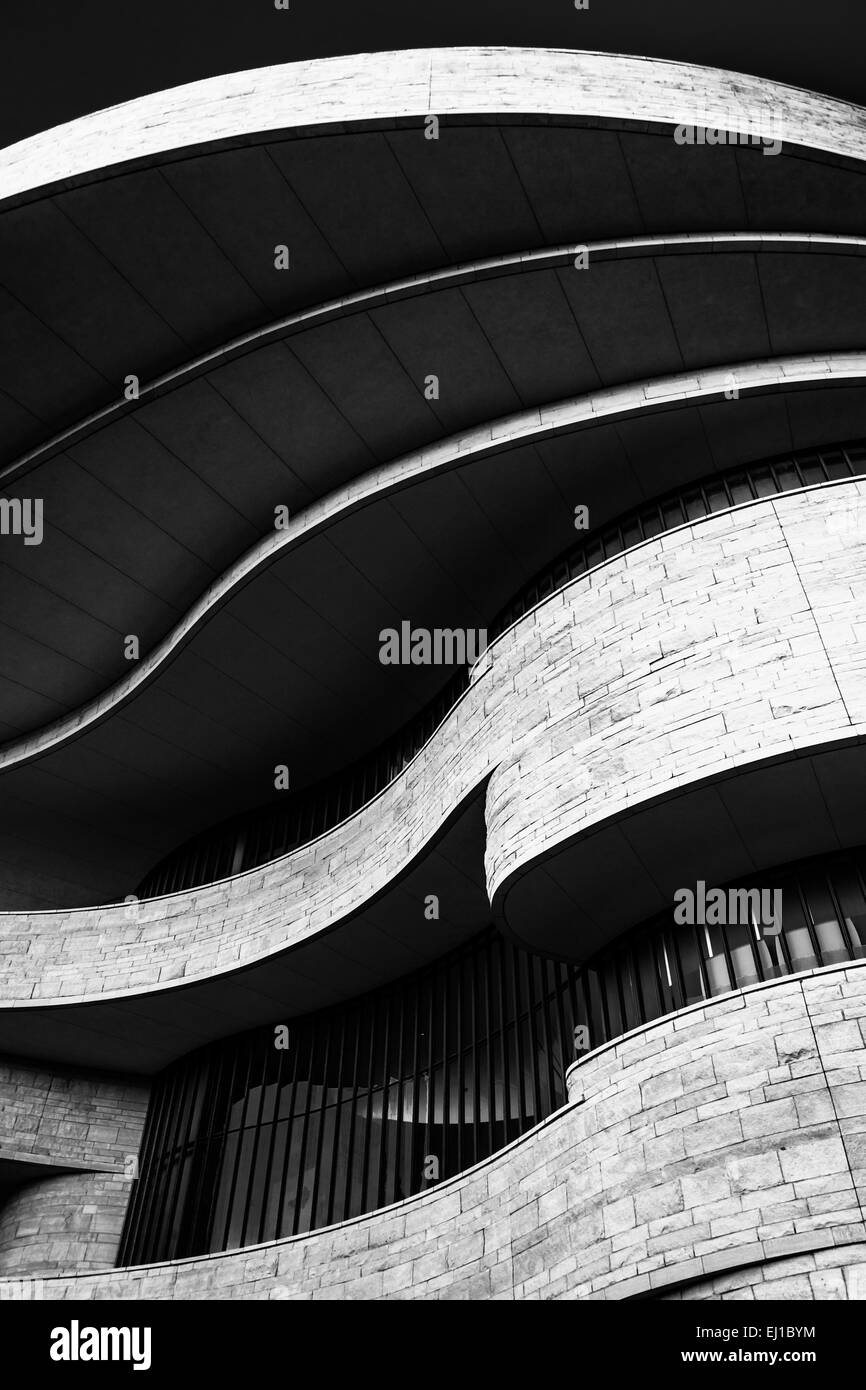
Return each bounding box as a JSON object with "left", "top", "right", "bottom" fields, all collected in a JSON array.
[{"left": 1, "top": 47, "right": 866, "bottom": 1299}]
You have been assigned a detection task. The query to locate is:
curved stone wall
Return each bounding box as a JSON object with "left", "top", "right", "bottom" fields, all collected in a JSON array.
[
  {"left": 0, "top": 1057, "right": 149, "bottom": 1170},
  {"left": 0, "top": 1057, "right": 149, "bottom": 1276},
  {"left": 486, "top": 476, "right": 866, "bottom": 952},
  {"left": 660, "top": 1245, "right": 866, "bottom": 1299},
  {"left": 5, "top": 43, "right": 866, "bottom": 1299},
  {"left": 3, "top": 962, "right": 864, "bottom": 1299},
  {"left": 5, "top": 480, "right": 866, "bottom": 1008},
  {"left": 0, "top": 1171, "right": 134, "bottom": 1276}
]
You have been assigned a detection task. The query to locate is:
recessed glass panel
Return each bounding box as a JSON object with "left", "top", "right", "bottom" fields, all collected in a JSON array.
[{"left": 121, "top": 928, "right": 580, "bottom": 1264}]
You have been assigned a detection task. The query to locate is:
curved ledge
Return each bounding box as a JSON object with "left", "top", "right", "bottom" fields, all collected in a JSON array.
[
  {"left": 5, "top": 231, "right": 864, "bottom": 490},
  {"left": 2, "top": 48, "right": 866, "bottom": 207},
  {"left": 3, "top": 350, "right": 866, "bottom": 777},
  {"left": 486, "top": 480, "right": 866, "bottom": 957},
  {"left": 138, "top": 439, "right": 866, "bottom": 901},
  {"left": 4, "top": 963, "right": 864, "bottom": 1298},
  {"left": 3, "top": 481, "right": 866, "bottom": 1035}
]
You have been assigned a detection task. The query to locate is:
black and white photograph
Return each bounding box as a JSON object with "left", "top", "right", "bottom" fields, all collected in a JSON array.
[{"left": 0, "top": 0, "right": 864, "bottom": 1365}]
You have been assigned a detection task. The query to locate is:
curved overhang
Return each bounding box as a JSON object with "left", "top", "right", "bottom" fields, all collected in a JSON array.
[
  {"left": 3, "top": 352, "right": 866, "bottom": 775},
  {"left": 3, "top": 235, "right": 866, "bottom": 771},
  {"left": 1, "top": 364, "right": 866, "bottom": 911},
  {"left": 6, "top": 46, "right": 866, "bottom": 1300},
  {"left": 0, "top": 356, "right": 865, "bottom": 909},
  {"left": 3, "top": 48, "right": 866, "bottom": 204},
  {"left": 2, "top": 50, "right": 866, "bottom": 469},
  {"left": 1, "top": 46, "right": 866, "bottom": 914},
  {"left": 0, "top": 791, "right": 492, "bottom": 1072},
  {"left": 5, "top": 231, "right": 864, "bottom": 488},
  {"left": 492, "top": 737, "right": 866, "bottom": 962},
  {"left": 4, "top": 481, "right": 866, "bottom": 1067}
]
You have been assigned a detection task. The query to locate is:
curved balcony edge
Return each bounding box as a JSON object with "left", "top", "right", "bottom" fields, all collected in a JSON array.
[
  {"left": 2, "top": 961, "right": 864, "bottom": 1299},
  {"left": 3, "top": 47, "right": 866, "bottom": 207},
  {"left": 6, "top": 231, "right": 862, "bottom": 492},
  {"left": 1, "top": 483, "right": 866, "bottom": 1019},
  {"left": 1, "top": 351, "right": 864, "bottom": 780}
]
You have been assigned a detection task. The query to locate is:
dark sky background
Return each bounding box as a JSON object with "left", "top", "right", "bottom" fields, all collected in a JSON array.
[{"left": 0, "top": 0, "right": 864, "bottom": 150}]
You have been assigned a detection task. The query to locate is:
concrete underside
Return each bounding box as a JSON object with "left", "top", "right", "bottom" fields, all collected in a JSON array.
[
  {"left": 2, "top": 48, "right": 866, "bottom": 1298},
  {"left": 1, "top": 50, "right": 866, "bottom": 907},
  {"left": 0, "top": 478, "right": 861, "bottom": 1061},
  {"left": 4, "top": 483, "right": 866, "bottom": 1066}
]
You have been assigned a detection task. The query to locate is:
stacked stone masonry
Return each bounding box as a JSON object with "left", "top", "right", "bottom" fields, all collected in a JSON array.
[
  {"left": 0, "top": 1058, "right": 149, "bottom": 1275},
  {"left": 3, "top": 481, "right": 866, "bottom": 1006},
  {"left": 0, "top": 1057, "right": 149, "bottom": 1169},
  {"left": 0, "top": 1172, "right": 140, "bottom": 1276},
  {"left": 661, "top": 1244, "right": 866, "bottom": 1299},
  {"left": 2, "top": 964, "right": 864, "bottom": 1299},
  {"left": 4, "top": 44, "right": 866, "bottom": 1304}
]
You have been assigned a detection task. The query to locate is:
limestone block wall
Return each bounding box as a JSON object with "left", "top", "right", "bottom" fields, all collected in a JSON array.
[
  {"left": 0, "top": 1056, "right": 149, "bottom": 1275},
  {"left": 483, "top": 480, "right": 866, "bottom": 901},
  {"left": 0, "top": 1172, "right": 136, "bottom": 1275},
  {"left": 0, "top": 1056, "right": 149, "bottom": 1169},
  {"left": 562, "top": 962, "right": 866, "bottom": 1297},
  {"left": 4, "top": 962, "right": 864, "bottom": 1300},
  {"left": 3, "top": 480, "right": 866, "bottom": 1009},
  {"left": 661, "top": 1244, "right": 866, "bottom": 1299}
]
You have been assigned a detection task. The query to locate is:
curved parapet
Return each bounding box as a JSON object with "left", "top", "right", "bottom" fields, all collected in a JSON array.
[
  {"left": 2, "top": 354, "right": 866, "bottom": 776},
  {"left": 3, "top": 481, "right": 866, "bottom": 1058},
  {"left": 7, "top": 47, "right": 865, "bottom": 474},
  {"left": 2, "top": 962, "right": 864, "bottom": 1298},
  {"left": 6, "top": 230, "right": 864, "bottom": 491},
  {"left": 3, "top": 48, "right": 866, "bottom": 913},
  {"left": 3, "top": 48, "right": 866, "bottom": 204},
  {"left": 486, "top": 479, "right": 866, "bottom": 956},
  {"left": 4, "top": 44, "right": 866, "bottom": 1295}
]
